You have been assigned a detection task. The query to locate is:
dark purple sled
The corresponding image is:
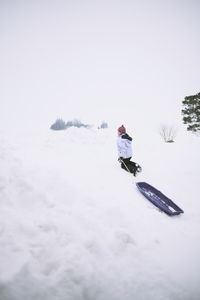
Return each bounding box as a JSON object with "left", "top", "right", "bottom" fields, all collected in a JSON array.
[{"left": 136, "top": 182, "right": 184, "bottom": 216}]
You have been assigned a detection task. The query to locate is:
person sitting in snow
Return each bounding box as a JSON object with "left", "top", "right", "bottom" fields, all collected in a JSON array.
[{"left": 117, "top": 125, "right": 142, "bottom": 176}]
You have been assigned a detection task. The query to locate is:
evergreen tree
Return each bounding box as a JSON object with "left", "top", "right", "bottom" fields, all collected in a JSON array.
[
  {"left": 50, "top": 118, "right": 66, "bottom": 130},
  {"left": 182, "top": 92, "right": 200, "bottom": 133}
]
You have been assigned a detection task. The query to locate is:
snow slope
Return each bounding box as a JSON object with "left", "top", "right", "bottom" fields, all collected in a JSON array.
[{"left": 0, "top": 126, "right": 200, "bottom": 300}]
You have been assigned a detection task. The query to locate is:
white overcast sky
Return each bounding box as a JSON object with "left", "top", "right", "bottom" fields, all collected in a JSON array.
[{"left": 0, "top": 0, "right": 200, "bottom": 129}]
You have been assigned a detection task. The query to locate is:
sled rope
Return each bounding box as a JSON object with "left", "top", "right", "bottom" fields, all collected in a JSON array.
[{"left": 119, "top": 158, "right": 131, "bottom": 173}]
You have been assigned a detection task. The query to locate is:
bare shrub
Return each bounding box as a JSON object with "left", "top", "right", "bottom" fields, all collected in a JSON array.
[{"left": 159, "top": 125, "right": 177, "bottom": 143}]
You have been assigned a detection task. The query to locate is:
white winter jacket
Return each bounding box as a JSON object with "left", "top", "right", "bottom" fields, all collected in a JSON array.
[{"left": 117, "top": 134, "right": 133, "bottom": 159}]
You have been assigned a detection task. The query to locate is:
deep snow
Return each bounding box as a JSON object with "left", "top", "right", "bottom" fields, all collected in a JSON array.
[{"left": 0, "top": 126, "right": 200, "bottom": 300}]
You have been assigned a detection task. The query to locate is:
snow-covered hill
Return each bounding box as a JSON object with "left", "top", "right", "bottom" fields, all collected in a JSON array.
[{"left": 0, "top": 126, "right": 200, "bottom": 300}]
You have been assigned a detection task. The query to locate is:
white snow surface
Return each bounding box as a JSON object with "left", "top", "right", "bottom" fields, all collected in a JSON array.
[{"left": 0, "top": 126, "right": 200, "bottom": 300}]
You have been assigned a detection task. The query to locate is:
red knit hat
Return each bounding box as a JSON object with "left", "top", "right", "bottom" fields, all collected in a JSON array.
[{"left": 118, "top": 125, "right": 126, "bottom": 134}]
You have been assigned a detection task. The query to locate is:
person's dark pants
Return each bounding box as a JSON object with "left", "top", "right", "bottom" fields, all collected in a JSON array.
[{"left": 120, "top": 157, "right": 137, "bottom": 175}]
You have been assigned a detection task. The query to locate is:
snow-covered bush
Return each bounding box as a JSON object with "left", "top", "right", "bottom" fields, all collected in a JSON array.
[
  {"left": 65, "top": 120, "right": 73, "bottom": 128},
  {"left": 66, "top": 119, "right": 89, "bottom": 128},
  {"left": 99, "top": 121, "right": 108, "bottom": 129},
  {"left": 50, "top": 118, "right": 66, "bottom": 130},
  {"left": 50, "top": 118, "right": 90, "bottom": 130}
]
